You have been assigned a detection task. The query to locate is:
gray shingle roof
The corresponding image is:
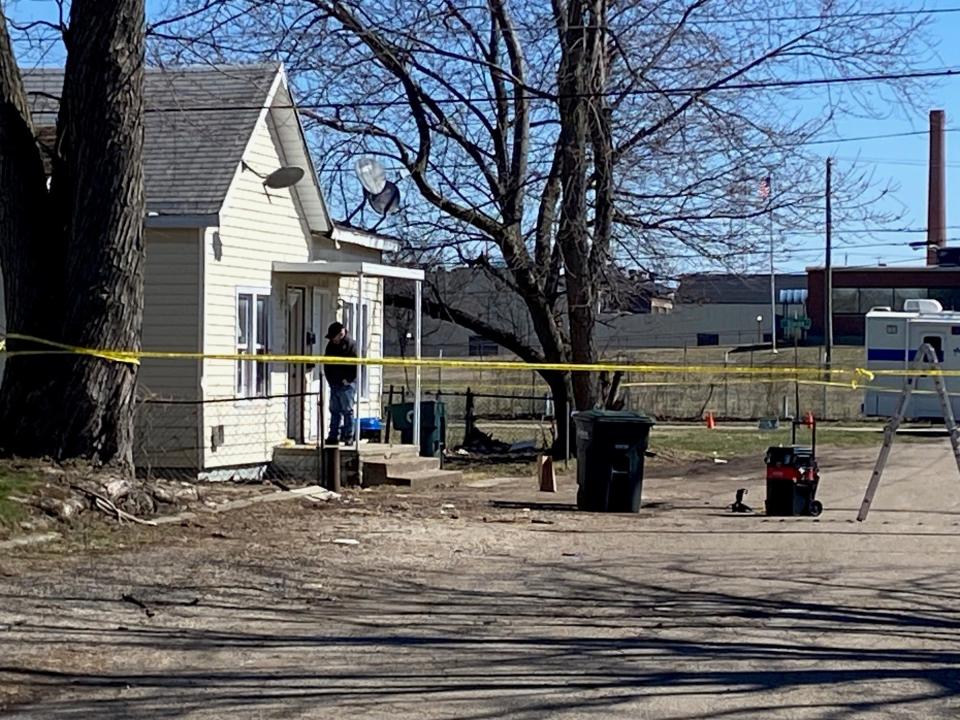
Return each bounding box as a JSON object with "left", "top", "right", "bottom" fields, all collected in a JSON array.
[{"left": 22, "top": 64, "right": 279, "bottom": 217}]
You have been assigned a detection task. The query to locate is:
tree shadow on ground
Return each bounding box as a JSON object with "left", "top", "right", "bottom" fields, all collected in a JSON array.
[{"left": 1, "top": 550, "right": 960, "bottom": 719}]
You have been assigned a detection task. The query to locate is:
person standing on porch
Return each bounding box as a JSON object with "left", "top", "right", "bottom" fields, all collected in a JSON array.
[{"left": 323, "top": 321, "right": 358, "bottom": 445}]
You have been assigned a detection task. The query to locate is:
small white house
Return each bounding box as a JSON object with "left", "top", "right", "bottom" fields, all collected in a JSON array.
[
  {"left": 12, "top": 64, "right": 423, "bottom": 478},
  {"left": 864, "top": 299, "right": 960, "bottom": 420}
]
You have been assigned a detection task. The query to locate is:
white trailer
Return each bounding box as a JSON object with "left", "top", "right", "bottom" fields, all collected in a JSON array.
[{"left": 864, "top": 298, "right": 960, "bottom": 419}]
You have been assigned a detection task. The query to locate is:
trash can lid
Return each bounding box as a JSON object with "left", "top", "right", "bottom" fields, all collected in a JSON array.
[{"left": 573, "top": 409, "right": 655, "bottom": 424}]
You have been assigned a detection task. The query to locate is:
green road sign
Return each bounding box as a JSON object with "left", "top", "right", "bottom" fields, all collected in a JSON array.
[{"left": 781, "top": 316, "right": 812, "bottom": 332}]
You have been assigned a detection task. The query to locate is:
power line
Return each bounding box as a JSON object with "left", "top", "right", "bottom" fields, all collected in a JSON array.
[
  {"left": 37, "top": 66, "right": 949, "bottom": 113},
  {"left": 671, "top": 5, "right": 960, "bottom": 25},
  {"left": 800, "top": 129, "right": 957, "bottom": 147},
  {"left": 308, "top": 130, "right": 955, "bottom": 174},
  {"left": 832, "top": 154, "right": 960, "bottom": 168}
]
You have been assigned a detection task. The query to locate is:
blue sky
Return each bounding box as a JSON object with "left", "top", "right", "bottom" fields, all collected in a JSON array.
[
  {"left": 7, "top": 0, "right": 960, "bottom": 276},
  {"left": 788, "top": 8, "right": 960, "bottom": 274}
]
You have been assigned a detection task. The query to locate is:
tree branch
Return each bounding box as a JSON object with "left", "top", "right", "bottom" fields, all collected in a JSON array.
[{"left": 385, "top": 287, "right": 545, "bottom": 364}]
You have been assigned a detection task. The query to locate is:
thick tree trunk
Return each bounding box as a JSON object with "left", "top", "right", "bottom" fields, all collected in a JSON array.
[
  {"left": 555, "top": 0, "right": 600, "bottom": 412},
  {"left": 0, "top": 9, "right": 66, "bottom": 456},
  {"left": 542, "top": 369, "right": 576, "bottom": 461},
  {"left": 0, "top": 0, "right": 145, "bottom": 471},
  {"left": 51, "top": 0, "right": 146, "bottom": 470}
]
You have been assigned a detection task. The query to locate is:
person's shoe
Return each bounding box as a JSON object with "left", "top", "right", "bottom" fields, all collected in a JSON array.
[
  {"left": 340, "top": 436, "right": 355, "bottom": 446},
  {"left": 324, "top": 436, "right": 339, "bottom": 446}
]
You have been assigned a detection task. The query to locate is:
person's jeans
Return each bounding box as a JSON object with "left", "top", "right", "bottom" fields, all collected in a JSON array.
[{"left": 328, "top": 383, "right": 356, "bottom": 441}]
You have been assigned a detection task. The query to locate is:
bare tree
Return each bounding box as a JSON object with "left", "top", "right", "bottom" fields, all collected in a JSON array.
[
  {"left": 0, "top": 0, "right": 145, "bottom": 471},
  {"left": 156, "top": 0, "right": 930, "bottom": 429}
]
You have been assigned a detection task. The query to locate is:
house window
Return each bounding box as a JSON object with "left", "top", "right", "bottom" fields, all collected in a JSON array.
[
  {"left": 469, "top": 335, "right": 500, "bottom": 356},
  {"left": 858, "top": 288, "right": 894, "bottom": 314},
  {"left": 237, "top": 290, "right": 270, "bottom": 397},
  {"left": 929, "top": 288, "right": 960, "bottom": 311},
  {"left": 832, "top": 288, "right": 859, "bottom": 314},
  {"left": 342, "top": 300, "right": 370, "bottom": 397},
  {"left": 894, "top": 288, "right": 927, "bottom": 310}
]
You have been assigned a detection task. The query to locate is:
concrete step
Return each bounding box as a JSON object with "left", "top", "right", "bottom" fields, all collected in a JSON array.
[
  {"left": 385, "top": 469, "right": 463, "bottom": 490},
  {"left": 357, "top": 444, "right": 420, "bottom": 463},
  {"left": 362, "top": 457, "right": 441, "bottom": 487}
]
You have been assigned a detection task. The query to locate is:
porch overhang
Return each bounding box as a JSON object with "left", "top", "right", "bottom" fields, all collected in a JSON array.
[
  {"left": 271, "top": 259, "right": 425, "bottom": 454},
  {"left": 272, "top": 260, "right": 424, "bottom": 281}
]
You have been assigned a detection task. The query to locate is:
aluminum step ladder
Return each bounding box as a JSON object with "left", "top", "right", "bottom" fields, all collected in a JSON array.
[{"left": 858, "top": 342, "right": 960, "bottom": 521}]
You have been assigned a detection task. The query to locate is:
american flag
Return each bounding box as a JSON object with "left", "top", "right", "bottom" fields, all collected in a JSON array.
[{"left": 759, "top": 176, "right": 771, "bottom": 200}]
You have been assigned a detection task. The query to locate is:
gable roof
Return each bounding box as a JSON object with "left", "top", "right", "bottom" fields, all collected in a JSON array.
[{"left": 21, "top": 64, "right": 330, "bottom": 231}]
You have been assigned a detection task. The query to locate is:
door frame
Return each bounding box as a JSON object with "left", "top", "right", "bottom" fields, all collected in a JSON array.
[
  {"left": 286, "top": 285, "right": 307, "bottom": 442},
  {"left": 306, "top": 287, "right": 330, "bottom": 442}
]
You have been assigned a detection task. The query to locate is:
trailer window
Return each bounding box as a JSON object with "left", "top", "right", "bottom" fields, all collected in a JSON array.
[{"left": 921, "top": 335, "right": 943, "bottom": 362}]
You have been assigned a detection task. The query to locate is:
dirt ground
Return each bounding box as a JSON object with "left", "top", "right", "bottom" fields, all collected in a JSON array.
[{"left": 2, "top": 438, "right": 960, "bottom": 719}]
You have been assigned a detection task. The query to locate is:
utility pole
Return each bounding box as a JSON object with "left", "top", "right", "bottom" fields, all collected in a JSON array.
[{"left": 825, "top": 157, "right": 833, "bottom": 373}]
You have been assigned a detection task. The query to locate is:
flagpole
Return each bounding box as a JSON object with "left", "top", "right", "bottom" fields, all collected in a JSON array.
[
  {"left": 770, "top": 205, "right": 777, "bottom": 354},
  {"left": 763, "top": 175, "right": 777, "bottom": 354}
]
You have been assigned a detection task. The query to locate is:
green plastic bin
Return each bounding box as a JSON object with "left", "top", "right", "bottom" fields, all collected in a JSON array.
[{"left": 387, "top": 401, "right": 446, "bottom": 458}]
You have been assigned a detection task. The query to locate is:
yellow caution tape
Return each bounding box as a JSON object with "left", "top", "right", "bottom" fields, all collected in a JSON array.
[
  {"left": 3, "top": 334, "right": 141, "bottom": 365},
  {"left": 0, "top": 332, "right": 955, "bottom": 385},
  {"left": 0, "top": 333, "right": 860, "bottom": 377}
]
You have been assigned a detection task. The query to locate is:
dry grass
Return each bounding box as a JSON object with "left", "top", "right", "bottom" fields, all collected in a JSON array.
[
  {"left": 381, "top": 346, "right": 868, "bottom": 422},
  {"left": 0, "top": 467, "right": 40, "bottom": 532}
]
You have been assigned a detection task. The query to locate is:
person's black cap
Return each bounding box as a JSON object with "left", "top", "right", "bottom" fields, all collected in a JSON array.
[{"left": 325, "top": 322, "right": 345, "bottom": 340}]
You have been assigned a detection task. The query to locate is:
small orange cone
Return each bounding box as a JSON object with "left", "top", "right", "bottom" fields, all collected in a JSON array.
[
  {"left": 803, "top": 411, "right": 815, "bottom": 428},
  {"left": 705, "top": 411, "right": 716, "bottom": 430}
]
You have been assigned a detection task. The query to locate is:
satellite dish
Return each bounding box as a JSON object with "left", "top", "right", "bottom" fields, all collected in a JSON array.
[
  {"left": 367, "top": 181, "right": 401, "bottom": 216},
  {"left": 263, "top": 166, "right": 304, "bottom": 189},
  {"left": 355, "top": 156, "right": 387, "bottom": 195}
]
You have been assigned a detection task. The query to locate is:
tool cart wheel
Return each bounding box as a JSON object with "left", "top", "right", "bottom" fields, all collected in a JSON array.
[{"left": 809, "top": 500, "right": 823, "bottom": 517}]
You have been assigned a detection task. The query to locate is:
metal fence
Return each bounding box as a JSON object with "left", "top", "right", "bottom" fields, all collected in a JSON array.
[
  {"left": 129, "top": 345, "right": 869, "bottom": 481},
  {"left": 133, "top": 390, "right": 332, "bottom": 485}
]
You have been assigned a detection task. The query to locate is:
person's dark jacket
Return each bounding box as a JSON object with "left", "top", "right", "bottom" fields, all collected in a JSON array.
[{"left": 323, "top": 336, "right": 358, "bottom": 387}]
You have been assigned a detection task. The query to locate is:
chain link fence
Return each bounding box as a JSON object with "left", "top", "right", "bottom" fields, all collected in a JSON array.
[
  {"left": 134, "top": 390, "right": 332, "bottom": 485},
  {"left": 130, "top": 345, "right": 868, "bottom": 481}
]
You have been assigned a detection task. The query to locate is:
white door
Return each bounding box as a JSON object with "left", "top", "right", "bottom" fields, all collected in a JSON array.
[
  {"left": 305, "top": 288, "right": 329, "bottom": 442},
  {"left": 286, "top": 287, "right": 307, "bottom": 442}
]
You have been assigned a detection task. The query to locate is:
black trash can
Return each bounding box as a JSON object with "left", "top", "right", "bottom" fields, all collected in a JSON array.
[
  {"left": 574, "top": 410, "right": 655, "bottom": 513},
  {"left": 387, "top": 401, "right": 446, "bottom": 458}
]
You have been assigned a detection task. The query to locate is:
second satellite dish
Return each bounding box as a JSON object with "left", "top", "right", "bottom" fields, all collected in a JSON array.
[
  {"left": 355, "top": 156, "right": 387, "bottom": 195},
  {"left": 354, "top": 156, "right": 401, "bottom": 216},
  {"left": 369, "top": 181, "right": 400, "bottom": 215}
]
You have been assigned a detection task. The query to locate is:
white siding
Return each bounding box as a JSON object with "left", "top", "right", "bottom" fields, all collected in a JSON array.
[
  {"left": 202, "top": 112, "right": 315, "bottom": 469},
  {"left": 135, "top": 228, "right": 202, "bottom": 470},
  {"left": 310, "top": 237, "right": 381, "bottom": 263}
]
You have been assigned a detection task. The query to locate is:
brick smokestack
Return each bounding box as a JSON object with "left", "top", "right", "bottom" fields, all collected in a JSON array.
[{"left": 927, "top": 109, "right": 946, "bottom": 265}]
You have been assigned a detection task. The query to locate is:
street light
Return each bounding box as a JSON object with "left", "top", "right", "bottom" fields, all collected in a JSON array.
[{"left": 756, "top": 315, "right": 763, "bottom": 343}]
